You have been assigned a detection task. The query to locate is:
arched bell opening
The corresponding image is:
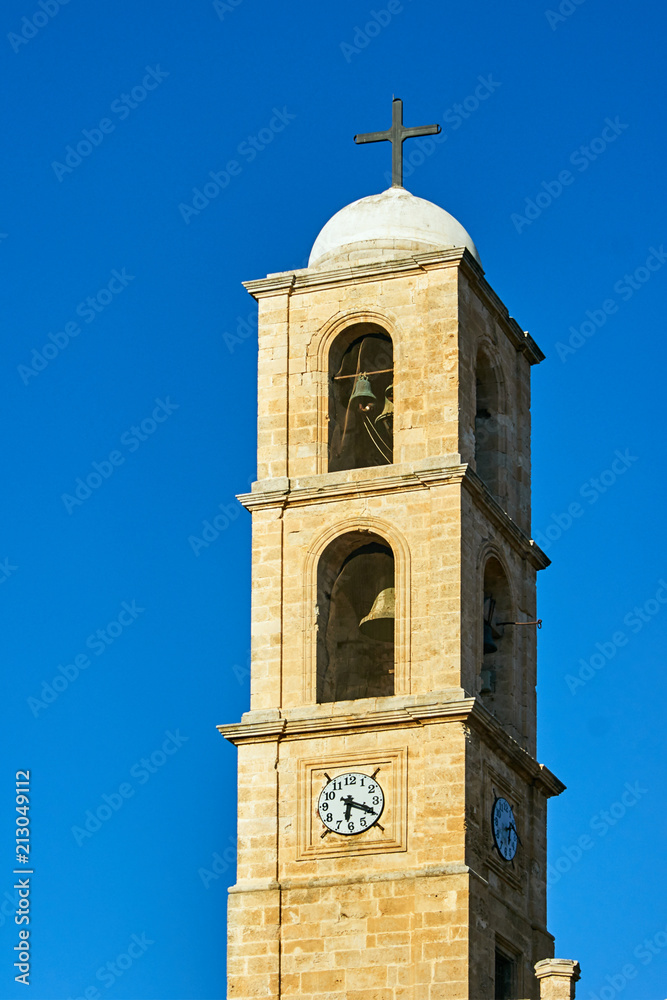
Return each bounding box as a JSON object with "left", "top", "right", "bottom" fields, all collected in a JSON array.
[
  {"left": 480, "top": 556, "right": 514, "bottom": 728},
  {"left": 328, "top": 324, "right": 394, "bottom": 473},
  {"left": 474, "top": 347, "right": 502, "bottom": 497},
  {"left": 316, "top": 531, "right": 395, "bottom": 703}
]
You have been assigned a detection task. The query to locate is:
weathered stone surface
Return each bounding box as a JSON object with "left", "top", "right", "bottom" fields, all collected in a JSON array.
[
  {"left": 220, "top": 244, "right": 577, "bottom": 999},
  {"left": 535, "top": 959, "right": 581, "bottom": 1000}
]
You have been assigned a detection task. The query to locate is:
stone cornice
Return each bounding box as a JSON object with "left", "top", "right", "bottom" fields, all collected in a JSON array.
[
  {"left": 242, "top": 248, "right": 467, "bottom": 299},
  {"left": 217, "top": 695, "right": 564, "bottom": 799},
  {"left": 242, "top": 248, "right": 544, "bottom": 365},
  {"left": 465, "top": 699, "right": 565, "bottom": 798},
  {"left": 462, "top": 467, "right": 550, "bottom": 570},
  {"left": 241, "top": 273, "right": 296, "bottom": 298},
  {"left": 228, "top": 862, "right": 483, "bottom": 895},
  {"left": 236, "top": 463, "right": 549, "bottom": 571},
  {"left": 237, "top": 463, "right": 468, "bottom": 510}
]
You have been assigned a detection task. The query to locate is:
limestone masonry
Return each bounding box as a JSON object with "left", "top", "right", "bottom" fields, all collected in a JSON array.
[{"left": 219, "top": 186, "right": 580, "bottom": 999}]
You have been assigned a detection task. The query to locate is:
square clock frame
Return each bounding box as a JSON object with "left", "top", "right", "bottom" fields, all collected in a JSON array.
[{"left": 296, "top": 747, "right": 407, "bottom": 860}]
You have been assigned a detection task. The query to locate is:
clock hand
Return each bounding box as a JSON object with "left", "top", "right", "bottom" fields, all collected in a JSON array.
[
  {"left": 341, "top": 795, "right": 377, "bottom": 817},
  {"left": 350, "top": 800, "right": 376, "bottom": 814}
]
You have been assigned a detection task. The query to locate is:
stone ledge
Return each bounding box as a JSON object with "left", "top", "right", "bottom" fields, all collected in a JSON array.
[
  {"left": 243, "top": 247, "right": 544, "bottom": 364},
  {"left": 217, "top": 694, "right": 565, "bottom": 798},
  {"left": 228, "top": 862, "right": 484, "bottom": 894},
  {"left": 237, "top": 462, "right": 549, "bottom": 570}
]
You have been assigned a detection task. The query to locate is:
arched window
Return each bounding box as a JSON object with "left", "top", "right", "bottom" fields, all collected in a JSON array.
[
  {"left": 474, "top": 348, "right": 501, "bottom": 496},
  {"left": 328, "top": 324, "right": 393, "bottom": 472},
  {"left": 480, "top": 557, "right": 513, "bottom": 727},
  {"left": 316, "top": 531, "right": 395, "bottom": 703}
]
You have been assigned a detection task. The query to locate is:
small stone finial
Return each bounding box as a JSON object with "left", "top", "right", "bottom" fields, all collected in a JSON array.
[{"left": 535, "top": 959, "right": 581, "bottom": 1000}]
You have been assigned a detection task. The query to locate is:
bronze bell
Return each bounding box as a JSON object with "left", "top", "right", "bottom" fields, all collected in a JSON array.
[
  {"left": 349, "top": 373, "right": 376, "bottom": 409},
  {"left": 375, "top": 384, "right": 394, "bottom": 425},
  {"left": 483, "top": 622, "right": 498, "bottom": 654},
  {"left": 359, "top": 586, "right": 395, "bottom": 641}
]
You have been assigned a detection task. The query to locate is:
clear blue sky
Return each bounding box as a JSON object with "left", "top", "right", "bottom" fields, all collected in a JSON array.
[{"left": 2, "top": 1, "right": 666, "bottom": 997}]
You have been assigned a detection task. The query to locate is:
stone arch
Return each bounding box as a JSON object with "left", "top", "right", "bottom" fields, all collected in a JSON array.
[
  {"left": 477, "top": 546, "right": 516, "bottom": 730},
  {"left": 303, "top": 517, "right": 411, "bottom": 702},
  {"left": 474, "top": 342, "right": 507, "bottom": 500},
  {"left": 306, "top": 309, "right": 404, "bottom": 474}
]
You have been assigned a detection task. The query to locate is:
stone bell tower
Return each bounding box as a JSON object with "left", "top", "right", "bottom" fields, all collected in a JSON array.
[{"left": 219, "top": 103, "right": 580, "bottom": 1000}]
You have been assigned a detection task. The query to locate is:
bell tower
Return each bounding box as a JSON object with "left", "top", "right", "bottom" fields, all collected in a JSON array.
[{"left": 219, "top": 104, "right": 580, "bottom": 1000}]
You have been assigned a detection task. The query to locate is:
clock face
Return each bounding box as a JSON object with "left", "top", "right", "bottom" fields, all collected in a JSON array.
[
  {"left": 317, "top": 771, "right": 384, "bottom": 836},
  {"left": 492, "top": 796, "right": 518, "bottom": 861}
]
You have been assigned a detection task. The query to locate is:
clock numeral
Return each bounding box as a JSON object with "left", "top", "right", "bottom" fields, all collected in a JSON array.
[{"left": 318, "top": 771, "right": 385, "bottom": 836}]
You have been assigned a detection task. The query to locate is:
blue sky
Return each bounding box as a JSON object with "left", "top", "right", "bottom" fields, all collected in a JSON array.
[{"left": 2, "top": 1, "right": 666, "bottom": 997}]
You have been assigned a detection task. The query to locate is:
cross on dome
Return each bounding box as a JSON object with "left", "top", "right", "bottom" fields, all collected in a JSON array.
[{"left": 354, "top": 97, "right": 441, "bottom": 188}]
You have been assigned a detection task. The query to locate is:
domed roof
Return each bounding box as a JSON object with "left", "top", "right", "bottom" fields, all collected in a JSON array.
[{"left": 308, "top": 186, "right": 480, "bottom": 268}]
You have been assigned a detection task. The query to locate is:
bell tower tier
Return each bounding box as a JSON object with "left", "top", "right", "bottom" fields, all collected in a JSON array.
[{"left": 219, "top": 186, "right": 575, "bottom": 1000}]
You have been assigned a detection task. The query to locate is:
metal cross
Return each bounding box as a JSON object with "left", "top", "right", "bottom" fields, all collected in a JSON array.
[{"left": 354, "top": 98, "right": 441, "bottom": 188}]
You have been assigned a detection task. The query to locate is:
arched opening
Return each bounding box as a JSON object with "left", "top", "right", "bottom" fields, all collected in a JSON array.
[
  {"left": 328, "top": 324, "right": 393, "bottom": 472},
  {"left": 474, "top": 348, "right": 501, "bottom": 496},
  {"left": 480, "top": 556, "right": 513, "bottom": 727},
  {"left": 316, "top": 531, "right": 395, "bottom": 702}
]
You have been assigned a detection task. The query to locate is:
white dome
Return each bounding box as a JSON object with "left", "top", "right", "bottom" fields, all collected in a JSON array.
[{"left": 308, "top": 186, "right": 480, "bottom": 268}]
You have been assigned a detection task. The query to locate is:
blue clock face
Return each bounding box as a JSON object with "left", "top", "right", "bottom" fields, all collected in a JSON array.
[{"left": 492, "top": 797, "right": 518, "bottom": 861}]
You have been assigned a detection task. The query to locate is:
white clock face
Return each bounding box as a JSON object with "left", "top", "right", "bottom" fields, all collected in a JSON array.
[
  {"left": 317, "top": 771, "right": 384, "bottom": 836},
  {"left": 492, "top": 797, "right": 518, "bottom": 861}
]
